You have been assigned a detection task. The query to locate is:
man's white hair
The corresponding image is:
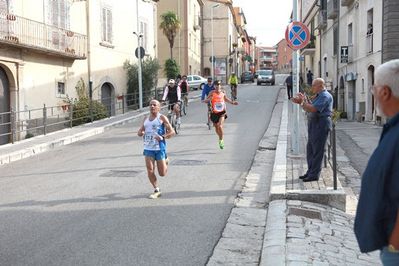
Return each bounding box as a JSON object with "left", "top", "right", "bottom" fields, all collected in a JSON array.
[{"left": 375, "top": 59, "right": 399, "bottom": 97}]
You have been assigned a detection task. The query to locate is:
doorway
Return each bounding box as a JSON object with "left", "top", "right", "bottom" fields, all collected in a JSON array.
[
  {"left": 0, "top": 67, "right": 10, "bottom": 145},
  {"left": 367, "top": 65, "right": 375, "bottom": 121},
  {"left": 101, "top": 83, "right": 115, "bottom": 117}
]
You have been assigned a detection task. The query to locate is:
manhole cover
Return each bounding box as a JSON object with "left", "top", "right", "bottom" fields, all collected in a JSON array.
[
  {"left": 288, "top": 207, "right": 322, "bottom": 220},
  {"left": 100, "top": 170, "right": 141, "bottom": 177},
  {"left": 171, "top": 159, "right": 207, "bottom": 166}
]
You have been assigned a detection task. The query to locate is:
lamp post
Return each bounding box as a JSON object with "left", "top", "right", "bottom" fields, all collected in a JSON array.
[
  {"left": 135, "top": 0, "right": 143, "bottom": 109},
  {"left": 211, "top": 4, "right": 219, "bottom": 80}
]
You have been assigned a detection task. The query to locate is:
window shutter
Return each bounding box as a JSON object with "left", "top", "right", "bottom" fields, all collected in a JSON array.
[{"left": 107, "top": 9, "right": 112, "bottom": 43}]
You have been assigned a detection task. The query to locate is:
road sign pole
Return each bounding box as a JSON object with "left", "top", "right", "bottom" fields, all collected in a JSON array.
[{"left": 291, "top": 0, "right": 300, "bottom": 155}]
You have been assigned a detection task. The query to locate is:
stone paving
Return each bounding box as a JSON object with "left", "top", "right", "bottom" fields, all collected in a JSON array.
[{"left": 262, "top": 200, "right": 380, "bottom": 266}]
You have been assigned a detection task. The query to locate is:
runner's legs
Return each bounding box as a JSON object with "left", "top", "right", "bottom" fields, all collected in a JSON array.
[{"left": 145, "top": 156, "right": 159, "bottom": 189}]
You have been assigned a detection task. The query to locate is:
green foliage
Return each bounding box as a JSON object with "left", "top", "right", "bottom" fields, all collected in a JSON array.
[
  {"left": 332, "top": 109, "right": 341, "bottom": 124},
  {"left": 164, "top": 59, "right": 180, "bottom": 81},
  {"left": 124, "top": 57, "right": 161, "bottom": 107},
  {"left": 65, "top": 78, "right": 108, "bottom": 126},
  {"left": 159, "top": 11, "right": 181, "bottom": 58}
]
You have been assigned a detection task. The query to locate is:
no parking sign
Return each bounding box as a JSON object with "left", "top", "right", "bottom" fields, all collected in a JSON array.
[{"left": 285, "top": 21, "right": 310, "bottom": 50}]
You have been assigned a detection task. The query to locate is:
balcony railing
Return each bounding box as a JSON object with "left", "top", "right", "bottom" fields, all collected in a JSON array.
[
  {"left": 317, "top": 10, "right": 327, "bottom": 29},
  {"left": 348, "top": 44, "right": 354, "bottom": 63},
  {"left": 366, "top": 33, "right": 373, "bottom": 54},
  {"left": 0, "top": 11, "right": 86, "bottom": 59},
  {"left": 327, "top": 0, "right": 338, "bottom": 20},
  {"left": 301, "top": 41, "right": 316, "bottom": 55},
  {"left": 260, "top": 56, "right": 273, "bottom": 61},
  {"left": 341, "top": 0, "right": 354, "bottom": 6}
]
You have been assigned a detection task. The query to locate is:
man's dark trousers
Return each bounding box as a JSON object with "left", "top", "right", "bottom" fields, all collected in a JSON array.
[
  {"left": 287, "top": 85, "right": 293, "bottom": 99},
  {"left": 306, "top": 116, "right": 331, "bottom": 179}
]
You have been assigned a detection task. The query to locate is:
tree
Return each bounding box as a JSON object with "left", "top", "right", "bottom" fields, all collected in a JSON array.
[
  {"left": 159, "top": 11, "right": 181, "bottom": 59},
  {"left": 124, "top": 57, "right": 161, "bottom": 108}
]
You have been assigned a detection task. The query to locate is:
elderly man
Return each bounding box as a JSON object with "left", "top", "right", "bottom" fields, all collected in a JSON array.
[
  {"left": 291, "top": 78, "right": 333, "bottom": 182},
  {"left": 355, "top": 59, "right": 399, "bottom": 265}
]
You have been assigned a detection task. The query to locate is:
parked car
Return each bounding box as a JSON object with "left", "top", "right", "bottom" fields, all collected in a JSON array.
[
  {"left": 257, "top": 69, "right": 275, "bottom": 85},
  {"left": 241, "top": 71, "right": 254, "bottom": 83},
  {"left": 187, "top": 75, "right": 207, "bottom": 90}
]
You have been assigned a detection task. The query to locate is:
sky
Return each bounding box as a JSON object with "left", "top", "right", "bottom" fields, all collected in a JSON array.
[{"left": 232, "top": 0, "right": 293, "bottom": 47}]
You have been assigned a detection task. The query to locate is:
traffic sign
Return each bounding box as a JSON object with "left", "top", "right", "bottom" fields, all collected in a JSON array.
[
  {"left": 285, "top": 21, "right": 310, "bottom": 50},
  {"left": 135, "top": 47, "right": 145, "bottom": 59}
]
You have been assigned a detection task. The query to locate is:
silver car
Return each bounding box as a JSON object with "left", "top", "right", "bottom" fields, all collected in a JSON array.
[
  {"left": 257, "top": 69, "right": 275, "bottom": 86},
  {"left": 187, "top": 75, "right": 207, "bottom": 90}
]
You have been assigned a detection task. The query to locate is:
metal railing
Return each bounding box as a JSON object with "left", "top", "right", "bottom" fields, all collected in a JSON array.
[
  {"left": 325, "top": 123, "right": 338, "bottom": 190},
  {"left": 0, "top": 11, "right": 86, "bottom": 59},
  {"left": 366, "top": 33, "right": 373, "bottom": 54},
  {"left": 0, "top": 88, "right": 162, "bottom": 145}
]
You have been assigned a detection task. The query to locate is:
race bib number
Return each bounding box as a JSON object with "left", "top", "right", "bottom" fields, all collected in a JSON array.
[
  {"left": 213, "top": 102, "right": 225, "bottom": 112},
  {"left": 144, "top": 133, "right": 157, "bottom": 148}
]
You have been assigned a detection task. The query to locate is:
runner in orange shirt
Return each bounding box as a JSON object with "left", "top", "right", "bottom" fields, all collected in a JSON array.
[{"left": 204, "top": 80, "right": 238, "bottom": 149}]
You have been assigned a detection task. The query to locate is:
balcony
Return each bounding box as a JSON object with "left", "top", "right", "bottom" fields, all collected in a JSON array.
[
  {"left": 366, "top": 33, "right": 373, "bottom": 54},
  {"left": 260, "top": 55, "right": 273, "bottom": 61},
  {"left": 341, "top": 0, "right": 355, "bottom": 6},
  {"left": 0, "top": 11, "right": 86, "bottom": 59},
  {"left": 327, "top": 0, "right": 338, "bottom": 20},
  {"left": 301, "top": 41, "right": 316, "bottom": 56},
  {"left": 317, "top": 10, "right": 327, "bottom": 29},
  {"left": 348, "top": 44, "right": 354, "bottom": 63}
]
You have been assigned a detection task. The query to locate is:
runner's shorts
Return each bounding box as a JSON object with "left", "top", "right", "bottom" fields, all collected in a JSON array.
[
  {"left": 143, "top": 149, "right": 167, "bottom": 161},
  {"left": 210, "top": 111, "right": 227, "bottom": 124}
]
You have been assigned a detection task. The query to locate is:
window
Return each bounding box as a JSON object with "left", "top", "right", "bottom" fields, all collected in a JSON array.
[
  {"left": 348, "top": 23, "right": 353, "bottom": 45},
  {"left": 333, "top": 25, "right": 338, "bottom": 55},
  {"left": 140, "top": 21, "right": 148, "bottom": 50},
  {"left": 102, "top": 6, "right": 113, "bottom": 43},
  {"left": 46, "top": 0, "right": 69, "bottom": 49},
  {"left": 57, "top": 82, "right": 65, "bottom": 95}
]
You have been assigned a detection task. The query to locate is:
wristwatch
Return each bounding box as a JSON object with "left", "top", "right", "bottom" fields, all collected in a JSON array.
[
  {"left": 300, "top": 101, "right": 305, "bottom": 107},
  {"left": 388, "top": 244, "right": 399, "bottom": 253}
]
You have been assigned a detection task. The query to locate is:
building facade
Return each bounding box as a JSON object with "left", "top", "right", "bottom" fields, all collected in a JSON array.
[
  {"left": 0, "top": 0, "right": 158, "bottom": 144},
  {"left": 275, "top": 38, "right": 293, "bottom": 73},
  {"left": 157, "top": 0, "right": 203, "bottom": 82}
]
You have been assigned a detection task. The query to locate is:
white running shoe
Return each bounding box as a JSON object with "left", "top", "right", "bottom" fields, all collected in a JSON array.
[{"left": 149, "top": 190, "right": 161, "bottom": 199}]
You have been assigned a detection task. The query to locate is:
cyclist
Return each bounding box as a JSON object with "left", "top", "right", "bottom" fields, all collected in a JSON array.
[
  {"left": 204, "top": 80, "right": 238, "bottom": 149},
  {"left": 137, "top": 99, "right": 175, "bottom": 199},
  {"left": 178, "top": 75, "right": 190, "bottom": 107},
  {"left": 228, "top": 72, "right": 238, "bottom": 100},
  {"left": 201, "top": 77, "right": 215, "bottom": 127},
  {"left": 162, "top": 79, "right": 181, "bottom": 125}
]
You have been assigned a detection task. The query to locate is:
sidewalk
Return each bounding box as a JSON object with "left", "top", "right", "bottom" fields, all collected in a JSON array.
[{"left": 260, "top": 97, "right": 381, "bottom": 265}]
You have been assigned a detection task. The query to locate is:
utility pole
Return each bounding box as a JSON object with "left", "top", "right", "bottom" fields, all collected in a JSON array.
[
  {"left": 86, "top": 0, "right": 93, "bottom": 122},
  {"left": 136, "top": 0, "right": 143, "bottom": 109},
  {"left": 291, "top": 0, "right": 300, "bottom": 154}
]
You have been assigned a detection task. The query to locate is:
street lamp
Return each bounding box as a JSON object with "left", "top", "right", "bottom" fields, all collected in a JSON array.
[
  {"left": 133, "top": 31, "right": 143, "bottom": 109},
  {"left": 211, "top": 4, "right": 219, "bottom": 80},
  {"left": 135, "top": 0, "right": 143, "bottom": 109}
]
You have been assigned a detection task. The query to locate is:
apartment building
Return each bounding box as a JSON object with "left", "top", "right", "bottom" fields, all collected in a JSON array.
[
  {"left": 0, "top": 0, "right": 158, "bottom": 144},
  {"left": 275, "top": 38, "right": 293, "bottom": 73},
  {"left": 157, "top": 0, "right": 203, "bottom": 81},
  {"left": 299, "top": 0, "right": 383, "bottom": 122},
  {"left": 256, "top": 46, "right": 276, "bottom": 70}
]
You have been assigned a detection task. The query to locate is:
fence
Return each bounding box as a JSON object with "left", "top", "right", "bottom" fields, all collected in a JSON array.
[
  {"left": 0, "top": 88, "right": 163, "bottom": 145},
  {"left": 325, "top": 123, "right": 338, "bottom": 190}
]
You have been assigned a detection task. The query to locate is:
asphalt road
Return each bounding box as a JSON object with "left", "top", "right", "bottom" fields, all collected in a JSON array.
[{"left": 0, "top": 83, "right": 280, "bottom": 266}]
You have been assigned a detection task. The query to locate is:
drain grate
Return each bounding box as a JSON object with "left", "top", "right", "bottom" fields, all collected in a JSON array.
[
  {"left": 258, "top": 146, "right": 276, "bottom": 151},
  {"left": 100, "top": 170, "right": 141, "bottom": 177},
  {"left": 288, "top": 207, "right": 322, "bottom": 220},
  {"left": 171, "top": 159, "right": 207, "bottom": 166}
]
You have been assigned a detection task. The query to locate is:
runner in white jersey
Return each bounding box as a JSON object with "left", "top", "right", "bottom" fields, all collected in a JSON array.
[{"left": 138, "top": 100, "right": 175, "bottom": 199}]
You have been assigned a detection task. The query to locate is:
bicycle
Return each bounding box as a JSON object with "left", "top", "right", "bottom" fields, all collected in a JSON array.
[
  {"left": 206, "top": 103, "right": 211, "bottom": 130},
  {"left": 230, "top": 84, "right": 237, "bottom": 100},
  {"left": 181, "top": 93, "right": 188, "bottom": 116},
  {"left": 166, "top": 102, "right": 180, "bottom": 134}
]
